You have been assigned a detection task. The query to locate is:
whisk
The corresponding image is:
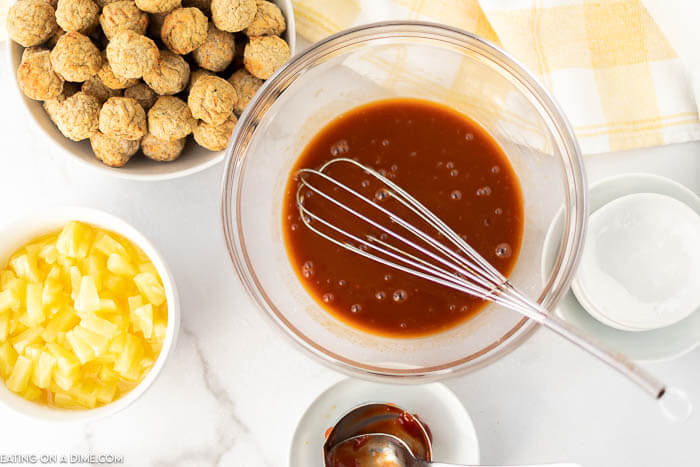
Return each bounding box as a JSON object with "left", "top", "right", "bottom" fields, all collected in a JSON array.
[{"left": 296, "top": 157, "right": 666, "bottom": 401}]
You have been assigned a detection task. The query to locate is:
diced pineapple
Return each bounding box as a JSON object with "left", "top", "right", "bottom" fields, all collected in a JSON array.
[
  {"left": 76, "top": 276, "right": 100, "bottom": 315},
  {"left": 98, "top": 364, "right": 119, "bottom": 383},
  {"left": 137, "top": 263, "right": 158, "bottom": 276},
  {"left": 9, "top": 253, "right": 40, "bottom": 283},
  {"left": 122, "top": 361, "right": 142, "bottom": 381},
  {"left": 73, "top": 326, "right": 108, "bottom": 357},
  {"left": 21, "top": 284, "right": 45, "bottom": 327},
  {"left": 56, "top": 221, "right": 93, "bottom": 259},
  {"left": 0, "top": 312, "right": 9, "bottom": 342},
  {"left": 0, "top": 270, "right": 15, "bottom": 288},
  {"left": 33, "top": 351, "right": 56, "bottom": 389},
  {"left": 11, "top": 327, "right": 43, "bottom": 354},
  {"left": 133, "top": 273, "right": 165, "bottom": 306},
  {"left": 0, "top": 290, "right": 19, "bottom": 314},
  {"left": 23, "top": 343, "right": 42, "bottom": 361},
  {"left": 107, "top": 254, "right": 136, "bottom": 277},
  {"left": 104, "top": 275, "right": 132, "bottom": 296},
  {"left": 84, "top": 254, "right": 106, "bottom": 292},
  {"left": 2, "top": 278, "right": 25, "bottom": 312},
  {"left": 80, "top": 315, "right": 117, "bottom": 340},
  {"left": 42, "top": 306, "right": 79, "bottom": 343},
  {"left": 98, "top": 299, "right": 118, "bottom": 313},
  {"left": 93, "top": 233, "right": 127, "bottom": 257},
  {"left": 114, "top": 333, "right": 143, "bottom": 376},
  {"left": 38, "top": 243, "right": 58, "bottom": 265},
  {"left": 108, "top": 332, "right": 126, "bottom": 355},
  {"left": 53, "top": 390, "right": 74, "bottom": 407},
  {"left": 0, "top": 342, "right": 18, "bottom": 379},
  {"left": 21, "top": 383, "right": 42, "bottom": 401},
  {"left": 132, "top": 304, "right": 154, "bottom": 339},
  {"left": 71, "top": 381, "right": 97, "bottom": 408},
  {"left": 47, "top": 342, "right": 80, "bottom": 375},
  {"left": 65, "top": 330, "right": 95, "bottom": 364},
  {"left": 52, "top": 370, "right": 78, "bottom": 392},
  {"left": 128, "top": 295, "right": 144, "bottom": 314},
  {"left": 96, "top": 382, "right": 117, "bottom": 404},
  {"left": 6, "top": 355, "right": 33, "bottom": 392},
  {"left": 69, "top": 266, "right": 81, "bottom": 301},
  {"left": 41, "top": 269, "right": 64, "bottom": 306}
]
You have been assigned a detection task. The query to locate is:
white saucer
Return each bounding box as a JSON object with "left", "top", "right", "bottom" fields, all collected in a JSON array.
[
  {"left": 289, "top": 378, "right": 479, "bottom": 466},
  {"left": 542, "top": 173, "right": 700, "bottom": 362}
]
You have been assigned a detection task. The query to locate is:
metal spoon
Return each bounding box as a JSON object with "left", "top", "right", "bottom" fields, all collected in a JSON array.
[{"left": 326, "top": 433, "right": 581, "bottom": 467}]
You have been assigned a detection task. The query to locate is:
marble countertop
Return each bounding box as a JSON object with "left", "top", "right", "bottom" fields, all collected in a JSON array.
[{"left": 1, "top": 42, "right": 699, "bottom": 466}]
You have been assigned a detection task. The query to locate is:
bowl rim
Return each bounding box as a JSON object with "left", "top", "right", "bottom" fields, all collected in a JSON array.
[
  {"left": 221, "top": 20, "right": 587, "bottom": 381},
  {"left": 0, "top": 206, "right": 181, "bottom": 422},
  {"left": 5, "top": 0, "right": 296, "bottom": 182}
]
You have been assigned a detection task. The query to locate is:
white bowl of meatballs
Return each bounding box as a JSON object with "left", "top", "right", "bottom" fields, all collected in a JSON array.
[{"left": 6, "top": 0, "right": 295, "bottom": 180}]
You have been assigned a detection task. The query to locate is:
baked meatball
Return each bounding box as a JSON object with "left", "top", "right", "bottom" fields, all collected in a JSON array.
[
  {"left": 50, "top": 32, "right": 102, "bottom": 82},
  {"left": 243, "top": 35, "right": 289, "bottom": 79},
  {"left": 244, "top": 1, "right": 284, "bottom": 36},
  {"left": 81, "top": 75, "right": 121, "bottom": 103},
  {"left": 193, "top": 113, "right": 237, "bottom": 151},
  {"left": 211, "top": 0, "right": 255, "bottom": 33},
  {"left": 17, "top": 50, "right": 64, "bottom": 101},
  {"left": 99, "top": 1, "right": 149, "bottom": 40},
  {"left": 97, "top": 51, "right": 139, "bottom": 89},
  {"left": 55, "top": 0, "right": 99, "bottom": 33},
  {"left": 54, "top": 91, "right": 101, "bottom": 141},
  {"left": 141, "top": 132, "right": 186, "bottom": 161},
  {"left": 124, "top": 82, "right": 157, "bottom": 110},
  {"left": 187, "top": 68, "right": 214, "bottom": 93},
  {"left": 90, "top": 131, "right": 140, "bottom": 167},
  {"left": 228, "top": 68, "right": 262, "bottom": 115},
  {"left": 106, "top": 30, "right": 159, "bottom": 79},
  {"left": 21, "top": 46, "right": 45, "bottom": 62},
  {"left": 135, "top": 0, "right": 180, "bottom": 14},
  {"left": 192, "top": 24, "right": 234, "bottom": 72},
  {"left": 161, "top": 7, "right": 208, "bottom": 55},
  {"left": 43, "top": 83, "right": 79, "bottom": 123},
  {"left": 142, "top": 49, "right": 190, "bottom": 95},
  {"left": 148, "top": 96, "right": 195, "bottom": 140},
  {"left": 188, "top": 75, "right": 237, "bottom": 125},
  {"left": 99, "top": 96, "right": 147, "bottom": 140},
  {"left": 7, "top": 0, "right": 58, "bottom": 47}
]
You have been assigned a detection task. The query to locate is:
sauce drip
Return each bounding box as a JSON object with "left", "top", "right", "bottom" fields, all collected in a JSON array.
[{"left": 283, "top": 98, "right": 524, "bottom": 337}]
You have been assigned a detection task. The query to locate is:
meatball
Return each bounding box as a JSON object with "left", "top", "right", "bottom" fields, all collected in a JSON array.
[
  {"left": 243, "top": 35, "right": 289, "bottom": 79},
  {"left": 54, "top": 92, "right": 101, "bottom": 141},
  {"left": 187, "top": 68, "right": 214, "bottom": 93},
  {"left": 228, "top": 68, "right": 262, "bottom": 115},
  {"left": 17, "top": 49, "right": 64, "bottom": 100},
  {"left": 55, "top": 0, "right": 99, "bottom": 33},
  {"left": 97, "top": 51, "right": 139, "bottom": 89},
  {"left": 192, "top": 24, "right": 234, "bottom": 72},
  {"left": 148, "top": 96, "right": 195, "bottom": 140},
  {"left": 161, "top": 7, "right": 208, "bottom": 55},
  {"left": 106, "top": 30, "right": 159, "bottom": 79},
  {"left": 124, "top": 82, "right": 157, "bottom": 110},
  {"left": 211, "top": 0, "right": 256, "bottom": 33},
  {"left": 142, "top": 49, "right": 190, "bottom": 95},
  {"left": 43, "top": 83, "right": 80, "bottom": 123},
  {"left": 193, "top": 113, "right": 237, "bottom": 151},
  {"left": 90, "top": 131, "right": 140, "bottom": 167},
  {"left": 81, "top": 75, "right": 121, "bottom": 103},
  {"left": 141, "top": 132, "right": 186, "bottom": 161},
  {"left": 7, "top": 0, "right": 58, "bottom": 47},
  {"left": 99, "top": 1, "right": 149, "bottom": 40},
  {"left": 135, "top": 0, "right": 180, "bottom": 14},
  {"left": 244, "top": 1, "right": 284, "bottom": 36},
  {"left": 21, "top": 46, "right": 45, "bottom": 62},
  {"left": 99, "top": 96, "right": 147, "bottom": 140},
  {"left": 188, "top": 75, "right": 237, "bottom": 125},
  {"left": 50, "top": 32, "right": 102, "bottom": 82}
]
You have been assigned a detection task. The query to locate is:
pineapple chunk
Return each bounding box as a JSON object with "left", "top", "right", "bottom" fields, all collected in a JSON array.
[
  {"left": 2, "top": 278, "right": 25, "bottom": 312},
  {"left": 11, "top": 327, "right": 43, "bottom": 354},
  {"left": 93, "top": 233, "right": 127, "bottom": 257},
  {"left": 52, "top": 370, "right": 78, "bottom": 392},
  {"left": 133, "top": 273, "right": 165, "bottom": 306},
  {"left": 23, "top": 343, "right": 42, "bottom": 361},
  {"left": 47, "top": 342, "right": 80, "bottom": 375},
  {"left": 33, "top": 351, "right": 56, "bottom": 389},
  {"left": 0, "top": 342, "right": 18, "bottom": 379},
  {"left": 0, "top": 270, "right": 15, "bottom": 288},
  {"left": 84, "top": 254, "right": 106, "bottom": 292},
  {"left": 76, "top": 276, "right": 100, "bottom": 314},
  {"left": 96, "top": 382, "right": 117, "bottom": 404},
  {"left": 41, "top": 269, "right": 64, "bottom": 306},
  {"left": 65, "top": 330, "right": 95, "bottom": 364},
  {"left": 0, "top": 312, "right": 9, "bottom": 342},
  {"left": 21, "top": 284, "right": 45, "bottom": 327},
  {"left": 42, "top": 306, "right": 79, "bottom": 342},
  {"left": 38, "top": 243, "right": 58, "bottom": 265},
  {"left": 114, "top": 333, "right": 143, "bottom": 375},
  {"left": 128, "top": 295, "right": 144, "bottom": 313},
  {"left": 80, "top": 315, "right": 118, "bottom": 339},
  {"left": 56, "top": 221, "right": 92, "bottom": 259},
  {"left": 71, "top": 381, "right": 97, "bottom": 408},
  {"left": 104, "top": 275, "right": 132, "bottom": 296},
  {"left": 107, "top": 254, "right": 136, "bottom": 277},
  {"left": 6, "top": 355, "right": 33, "bottom": 392},
  {"left": 69, "top": 266, "right": 81, "bottom": 301},
  {"left": 108, "top": 332, "right": 126, "bottom": 355},
  {"left": 21, "top": 383, "right": 42, "bottom": 401},
  {"left": 9, "top": 253, "right": 40, "bottom": 283},
  {"left": 73, "top": 327, "right": 108, "bottom": 357},
  {"left": 98, "top": 364, "right": 119, "bottom": 383},
  {"left": 98, "top": 298, "right": 118, "bottom": 313},
  {"left": 0, "top": 290, "right": 19, "bottom": 313},
  {"left": 132, "top": 304, "right": 154, "bottom": 339},
  {"left": 137, "top": 263, "right": 158, "bottom": 276}
]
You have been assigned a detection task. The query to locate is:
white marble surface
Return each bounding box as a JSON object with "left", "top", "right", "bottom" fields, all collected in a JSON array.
[{"left": 1, "top": 41, "right": 700, "bottom": 466}]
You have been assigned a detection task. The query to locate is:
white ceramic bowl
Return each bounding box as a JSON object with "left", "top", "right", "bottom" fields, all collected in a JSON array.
[
  {"left": 0, "top": 206, "right": 180, "bottom": 422},
  {"left": 6, "top": 0, "right": 296, "bottom": 181}
]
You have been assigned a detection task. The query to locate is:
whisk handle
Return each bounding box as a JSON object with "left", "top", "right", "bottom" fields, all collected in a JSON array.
[{"left": 538, "top": 309, "right": 666, "bottom": 399}]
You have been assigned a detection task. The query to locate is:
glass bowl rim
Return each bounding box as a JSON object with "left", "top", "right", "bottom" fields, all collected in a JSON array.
[{"left": 220, "top": 20, "right": 588, "bottom": 382}]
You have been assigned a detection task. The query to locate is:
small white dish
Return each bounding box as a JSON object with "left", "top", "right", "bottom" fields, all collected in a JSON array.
[
  {"left": 0, "top": 206, "right": 180, "bottom": 422},
  {"left": 5, "top": 0, "right": 295, "bottom": 181},
  {"left": 571, "top": 193, "right": 700, "bottom": 331},
  {"left": 542, "top": 173, "right": 700, "bottom": 362},
  {"left": 289, "top": 378, "right": 479, "bottom": 466}
]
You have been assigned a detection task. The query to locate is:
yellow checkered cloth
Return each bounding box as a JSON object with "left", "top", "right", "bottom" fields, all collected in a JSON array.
[{"left": 293, "top": 0, "right": 700, "bottom": 154}]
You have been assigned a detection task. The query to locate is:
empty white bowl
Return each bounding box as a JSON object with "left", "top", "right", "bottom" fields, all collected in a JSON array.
[
  {"left": 6, "top": 0, "right": 296, "bottom": 181},
  {"left": 0, "top": 206, "right": 180, "bottom": 422}
]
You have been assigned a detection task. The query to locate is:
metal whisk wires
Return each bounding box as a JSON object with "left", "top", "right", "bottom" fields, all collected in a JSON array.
[{"left": 295, "top": 157, "right": 666, "bottom": 401}]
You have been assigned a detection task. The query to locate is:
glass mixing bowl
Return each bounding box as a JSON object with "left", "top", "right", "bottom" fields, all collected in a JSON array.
[{"left": 221, "top": 22, "right": 587, "bottom": 381}]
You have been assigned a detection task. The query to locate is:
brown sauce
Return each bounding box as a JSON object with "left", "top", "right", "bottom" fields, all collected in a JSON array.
[{"left": 283, "top": 98, "right": 524, "bottom": 338}]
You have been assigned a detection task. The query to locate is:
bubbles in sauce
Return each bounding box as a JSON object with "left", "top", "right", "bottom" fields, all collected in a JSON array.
[
  {"left": 450, "top": 190, "right": 462, "bottom": 201},
  {"left": 330, "top": 139, "right": 349, "bottom": 156},
  {"left": 392, "top": 289, "right": 408, "bottom": 303},
  {"left": 476, "top": 186, "right": 492, "bottom": 197},
  {"left": 495, "top": 243, "right": 513, "bottom": 258}
]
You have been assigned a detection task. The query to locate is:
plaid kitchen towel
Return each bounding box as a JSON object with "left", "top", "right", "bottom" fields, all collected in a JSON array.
[{"left": 292, "top": 0, "right": 700, "bottom": 154}]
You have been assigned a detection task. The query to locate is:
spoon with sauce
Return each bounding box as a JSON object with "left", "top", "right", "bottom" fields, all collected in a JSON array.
[{"left": 326, "top": 433, "right": 581, "bottom": 467}]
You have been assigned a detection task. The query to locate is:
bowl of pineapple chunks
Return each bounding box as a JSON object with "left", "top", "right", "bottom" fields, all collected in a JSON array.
[{"left": 0, "top": 206, "right": 179, "bottom": 421}]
